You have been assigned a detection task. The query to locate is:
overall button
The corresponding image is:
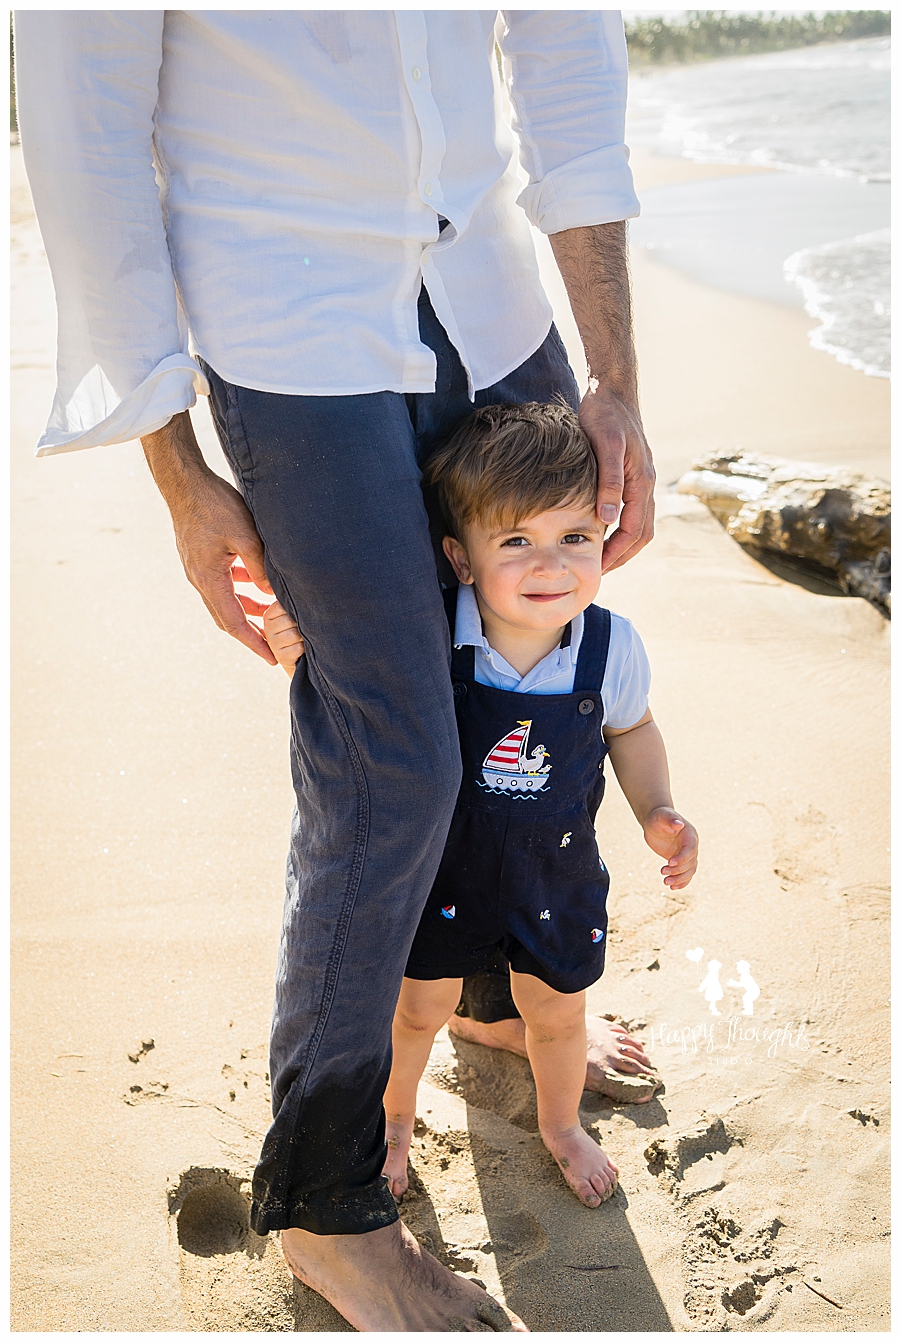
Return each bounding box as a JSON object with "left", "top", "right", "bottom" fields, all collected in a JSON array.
[
  {"left": 423, "top": 182, "right": 433, "bottom": 197},
  {"left": 452, "top": 682, "right": 467, "bottom": 697},
  {"left": 578, "top": 699, "right": 595, "bottom": 715},
  {"left": 411, "top": 66, "right": 421, "bottom": 81}
]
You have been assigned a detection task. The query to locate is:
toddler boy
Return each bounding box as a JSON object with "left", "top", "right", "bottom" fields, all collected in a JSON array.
[{"left": 264, "top": 402, "right": 698, "bottom": 1211}]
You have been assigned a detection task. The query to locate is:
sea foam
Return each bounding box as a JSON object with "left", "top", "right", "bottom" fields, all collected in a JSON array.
[{"left": 784, "top": 230, "right": 890, "bottom": 378}]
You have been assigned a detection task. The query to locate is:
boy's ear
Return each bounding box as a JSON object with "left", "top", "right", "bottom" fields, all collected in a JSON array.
[{"left": 443, "top": 535, "right": 474, "bottom": 585}]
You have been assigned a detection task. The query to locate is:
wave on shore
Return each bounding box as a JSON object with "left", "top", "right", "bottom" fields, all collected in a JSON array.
[
  {"left": 628, "top": 37, "right": 889, "bottom": 182},
  {"left": 628, "top": 37, "right": 890, "bottom": 376},
  {"left": 784, "top": 230, "right": 890, "bottom": 378}
]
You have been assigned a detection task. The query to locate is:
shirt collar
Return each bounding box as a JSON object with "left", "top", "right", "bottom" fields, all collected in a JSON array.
[{"left": 452, "top": 582, "right": 583, "bottom": 675}]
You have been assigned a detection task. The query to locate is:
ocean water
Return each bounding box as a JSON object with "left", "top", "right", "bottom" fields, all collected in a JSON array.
[
  {"left": 784, "top": 229, "right": 890, "bottom": 377},
  {"left": 627, "top": 37, "right": 890, "bottom": 375}
]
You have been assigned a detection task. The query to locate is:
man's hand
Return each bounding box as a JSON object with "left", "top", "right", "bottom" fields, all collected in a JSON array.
[
  {"left": 141, "top": 410, "right": 278, "bottom": 664},
  {"left": 549, "top": 221, "right": 656, "bottom": 572},
  {"left": 578, "top": 384, "right": 655, "bottom": 572}
]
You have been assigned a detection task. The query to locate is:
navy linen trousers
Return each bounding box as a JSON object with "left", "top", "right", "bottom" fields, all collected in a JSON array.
[{"left": 202, "top": 288, "right": 580, "bottom": 1236}]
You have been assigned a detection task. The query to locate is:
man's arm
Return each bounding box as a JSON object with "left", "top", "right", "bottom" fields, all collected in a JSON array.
[
  {"left": 550, "top": 222, "right": 655, "bottom": 572},
  {"left": 497, "top": 10, "right": 653, "bottom": 570},
  {"left": 15, "top": 12, "right": 207, "bottom": 456},
  {"left": 141, "top": 412, "right": 277, "bottom": 664}
]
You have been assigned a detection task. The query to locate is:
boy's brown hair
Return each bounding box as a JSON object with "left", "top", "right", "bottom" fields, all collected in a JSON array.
[{"left": 423, "top": 401, "right": 597, "bottom": 540}]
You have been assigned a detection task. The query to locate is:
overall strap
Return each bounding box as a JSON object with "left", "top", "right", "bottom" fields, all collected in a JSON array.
[
  {"left": 573, "top": 605, "right": 612, "bottom": 694},
  {"left": 443, "top": 585, "right": 476, "bottom": 680}
]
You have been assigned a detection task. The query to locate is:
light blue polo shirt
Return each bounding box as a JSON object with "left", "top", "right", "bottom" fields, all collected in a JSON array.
[{"left": 452, "top": 583, "right": 651, "bottom": 730}]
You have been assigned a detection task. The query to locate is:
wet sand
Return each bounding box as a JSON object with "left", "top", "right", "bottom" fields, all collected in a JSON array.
[{"left": 11, "top": 140, "right": 889, "bottom": 1330}]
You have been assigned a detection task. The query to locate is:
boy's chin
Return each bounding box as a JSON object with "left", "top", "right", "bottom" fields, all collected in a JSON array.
[{"left": 515, "top": 602, "right": 580, "bottom": 628}]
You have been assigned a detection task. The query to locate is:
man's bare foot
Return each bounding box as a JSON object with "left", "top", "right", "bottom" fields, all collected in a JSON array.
[
  {"left": 281, "top": 1220, "right": 526, "bottom": 1331},
  {"left": 447, "top": 1012, "right": 662, "bottom": 1102},
  {"left": 383, "top": 1115, "right": 414, "bottom": 1199},
  {"left": 585, "top": 1015, "right": 661, "bottom": 1102},
  {"left": 541, "top": 1124, "right": 619, "bottom": 1209},
  {"left": 448, "top": 1013, "right": 530, "bottom": 1058}
]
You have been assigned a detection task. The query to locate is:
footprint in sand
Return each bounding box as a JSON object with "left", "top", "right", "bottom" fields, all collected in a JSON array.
[{"left": 169, "top": 1165, "right": 352, "bottom": 1331}]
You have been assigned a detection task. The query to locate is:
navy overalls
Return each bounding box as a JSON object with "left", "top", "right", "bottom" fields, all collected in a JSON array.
[{"left": 406, "top": 590, "right": 613, "bottom": 995}]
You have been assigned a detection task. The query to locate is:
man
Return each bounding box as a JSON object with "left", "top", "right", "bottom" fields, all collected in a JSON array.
[{"left": 15, "top": 11, "right": 655, "bottom": 1331}]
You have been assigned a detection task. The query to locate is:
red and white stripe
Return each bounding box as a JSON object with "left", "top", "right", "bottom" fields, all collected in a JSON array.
[{"left": 484, "top": 724, "right": 529, "bottom": 772}]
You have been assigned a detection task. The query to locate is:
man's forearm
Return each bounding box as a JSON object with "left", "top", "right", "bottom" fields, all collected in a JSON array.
[
  {"left": 548, "top": 220, "right": 654, "bottom": 566},
  {"left": 549, "top": 222, "right": 638, "bottom": 408},
  {"left": 141, "top": 410, "right": 214, "bottom": 505}
]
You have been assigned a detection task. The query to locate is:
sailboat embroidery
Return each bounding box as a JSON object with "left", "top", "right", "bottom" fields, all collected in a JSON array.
[{"left": 480, "top": 720, "right": 551, "bottom": 794}]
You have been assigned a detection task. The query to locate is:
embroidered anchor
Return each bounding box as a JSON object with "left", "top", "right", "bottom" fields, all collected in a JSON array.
[{"left": 560, "top": 832, "right": 572, "bottom": 848}]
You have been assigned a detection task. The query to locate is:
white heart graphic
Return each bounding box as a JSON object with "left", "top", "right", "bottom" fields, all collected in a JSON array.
[{"left": 685, "top": 947, "right": 704, "bottom": 963}]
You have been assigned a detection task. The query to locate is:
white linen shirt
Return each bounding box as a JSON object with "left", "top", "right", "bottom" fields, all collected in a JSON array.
[
  {"left": 14, "top": 9, "right": 639, "bottom": 457},
  {"left": 453, "top": 583, "right": 650, "bottom": 729}
]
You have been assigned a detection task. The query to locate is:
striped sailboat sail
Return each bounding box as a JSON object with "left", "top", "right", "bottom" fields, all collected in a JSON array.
[{"left": 483, "top": 722, "right": 532, "bottom": 774}]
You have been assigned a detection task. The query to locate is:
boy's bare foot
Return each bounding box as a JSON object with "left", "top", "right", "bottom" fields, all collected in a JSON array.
[
  {"left": 541, "top": 1124, "right": 619, "bottom": 1209},
  {"left": 281, "top": 1220, "right": 526, "bottom": 1331},
  {"left": 383, "top": 1114, "right": 415, "bottom": 1199},
  {"left": 447, "top": 1013, "right": 661, "bottom": 1101}
]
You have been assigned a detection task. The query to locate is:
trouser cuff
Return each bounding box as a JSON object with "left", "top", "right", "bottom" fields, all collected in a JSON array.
[{"left": 250, "top": 1177, "right": 400, "bottom": 1237}]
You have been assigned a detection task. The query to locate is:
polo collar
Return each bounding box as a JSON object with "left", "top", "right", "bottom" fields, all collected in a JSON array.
[{"left": 452, "top": 582, "right": 583, "bottom": 675}]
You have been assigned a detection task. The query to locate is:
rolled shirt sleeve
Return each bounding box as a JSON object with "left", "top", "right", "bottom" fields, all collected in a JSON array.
[
  {"left": 498, "top": 9, "right": 640, "bottom": 234},
  {"left": 14, "top": 10, "right": 207, "bottom": 456}
]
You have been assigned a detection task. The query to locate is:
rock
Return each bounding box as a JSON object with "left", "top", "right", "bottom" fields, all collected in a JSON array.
[
  {"left": 127, "top": 1037, "right": 155, "bottom": 1063},
  {"left": 678, "top": 451, "right": 890, "bottom": 615}
]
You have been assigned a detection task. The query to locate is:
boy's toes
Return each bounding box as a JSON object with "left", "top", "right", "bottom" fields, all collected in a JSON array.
[
  {"left": 589, "top": 1172, "right": 616, "bottom": 1203},
  {"left": 575, "top": 1179, "right": 602, "bottom": 1208},
  {"left": 386, "top": 1173, "right": 408, "bottom": 1201}
]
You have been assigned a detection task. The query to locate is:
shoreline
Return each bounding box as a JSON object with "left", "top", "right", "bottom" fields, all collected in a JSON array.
[
  {"left": 535, "top": 143, "right": 890, "bottom": 485},
  {"left": 11, "top": 142, "right": 889, "bottom": 1330}
]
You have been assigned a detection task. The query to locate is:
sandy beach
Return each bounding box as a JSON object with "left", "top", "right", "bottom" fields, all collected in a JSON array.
[{"left": 11, "top": 134, "right": 890, "bottom": 1333}]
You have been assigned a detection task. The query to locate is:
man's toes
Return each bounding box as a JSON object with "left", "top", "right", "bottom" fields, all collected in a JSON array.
[{"left": 447, "top": 1301, "right": 518, "bottom": 1332}]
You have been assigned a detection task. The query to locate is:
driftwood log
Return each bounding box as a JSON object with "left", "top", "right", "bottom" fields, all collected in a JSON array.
[{"left": 677, "top": 451, "right": 890, "bottom": 616}]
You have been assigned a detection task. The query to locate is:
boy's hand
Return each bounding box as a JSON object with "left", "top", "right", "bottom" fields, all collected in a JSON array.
[
  {"left": 262, "top": 599, "right": 305, "bottom": 675},
  {"left": 642, "top": 808, "right": 698, "bottom": 890}
]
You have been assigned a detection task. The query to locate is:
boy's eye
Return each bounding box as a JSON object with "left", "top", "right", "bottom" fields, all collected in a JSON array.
[
  {"left": 500, "top": 536, "right": 529, "bottom": 548},
  {"left": 562, "top": 533, "right": 589, "bottom": 544}
]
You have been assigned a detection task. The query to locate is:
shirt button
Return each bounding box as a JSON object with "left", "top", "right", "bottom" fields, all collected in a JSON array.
[
  {"left": 423, "top": 182, "right": 433, "bottom": 197},
  {"left": 578, "top": 699, "right": 595, "bottom": 715},
  {"left": 411, "top": 66, "right": 421, "bottom": 81},
  {"left": 452, "top": 682, "right": 467, "bottom": 698}
]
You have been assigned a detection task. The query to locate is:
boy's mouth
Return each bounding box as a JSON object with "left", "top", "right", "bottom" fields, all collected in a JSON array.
[{"left": 522, "top": 591, "right": 572, "bottom": 603}]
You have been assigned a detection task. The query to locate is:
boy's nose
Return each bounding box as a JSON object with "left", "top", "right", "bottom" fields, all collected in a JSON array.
[{"left": 531, "top": 549, "right": 567, "bottom": 576}]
